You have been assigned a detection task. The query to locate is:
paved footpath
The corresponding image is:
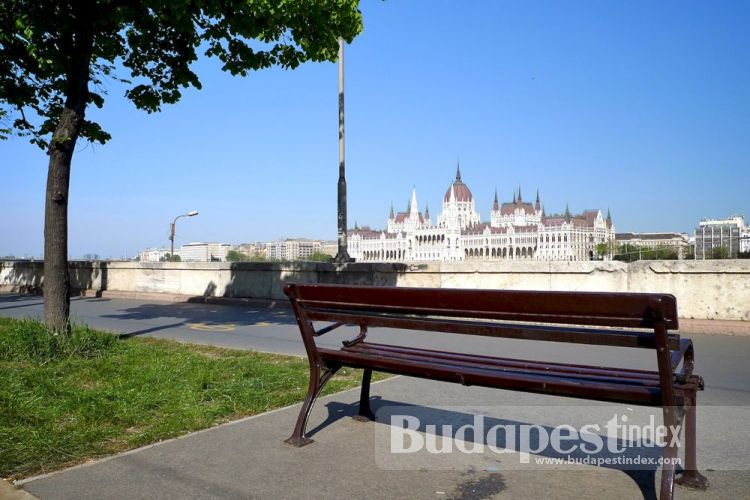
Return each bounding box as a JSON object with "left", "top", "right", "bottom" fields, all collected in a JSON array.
[
  {"left": 2, "top": 294, "right": 749, "bottom": 499},
  {"left": 15, "top": 378, "right": 750, "bottom": 500}
]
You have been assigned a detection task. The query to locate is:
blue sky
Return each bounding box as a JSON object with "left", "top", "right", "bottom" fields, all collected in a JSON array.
[{"left": 2, "top": 0, "right": 749, "bottom": 258}]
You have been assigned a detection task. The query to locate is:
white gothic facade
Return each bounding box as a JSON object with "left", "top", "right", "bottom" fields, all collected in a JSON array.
[{"left": 348, "top": 166, "right": 615, "bottom": 262}]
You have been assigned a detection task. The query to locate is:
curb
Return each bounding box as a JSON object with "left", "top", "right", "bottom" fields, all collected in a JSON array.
[
  {"left": 1, "top": 479, "right": 38, "bottom": 500},
  {"left": 678, "top": 318, "right": 750, "bottom": 337}
]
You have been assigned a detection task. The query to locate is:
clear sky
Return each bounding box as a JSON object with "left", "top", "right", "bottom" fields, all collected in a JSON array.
[{"left": 2, "top": 0, "right": 749, "bottom": 258}]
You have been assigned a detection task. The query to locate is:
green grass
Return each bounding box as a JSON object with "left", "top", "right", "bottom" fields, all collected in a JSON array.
[{"left": 0, "top": 317, "right": 383, "bottom": 480}]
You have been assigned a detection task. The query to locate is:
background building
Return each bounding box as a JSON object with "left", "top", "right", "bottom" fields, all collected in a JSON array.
[
  {"left": 319, "top": 241, "right": 338, "bottom": 257},
  {"left": 233, "top": 242, "right": 267, "bottom": 258},
  {"left": 615, "top": 232, "right": 690, "bottom": 259},
  {"left": 138, "top": 247, "right": 172, "bottom": 262},
  {"left": 695, "top": 215, "right": 747, "bottom": 259},
  {"left": 266, "top": 239, "right": 323, "bottom": 261},
  {"left": 179, "top": 242, "right": 231, "bottom": 262},
  {"left": 349, "top": 165, "right": 615, "bottom": 262}
]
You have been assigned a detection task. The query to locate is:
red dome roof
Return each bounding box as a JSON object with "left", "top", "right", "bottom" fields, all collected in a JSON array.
[{"left": 444, "top": 165, "right": 473, "bottom": 202}]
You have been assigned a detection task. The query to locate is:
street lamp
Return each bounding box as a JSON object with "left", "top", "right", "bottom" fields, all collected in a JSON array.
[
  {"left": 334, "top": 37, "right": 352, "bottom": 263},
  {"left": 170, "top": 210, "right": 199, "bottom": 259}
]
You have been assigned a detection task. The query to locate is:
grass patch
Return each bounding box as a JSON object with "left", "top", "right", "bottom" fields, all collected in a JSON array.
[
  {"left": 0, "top": 318, "right": 117, "bottom": 362},
  {"left": 0, "top": 317, "right": 386, "bottom": 480}
]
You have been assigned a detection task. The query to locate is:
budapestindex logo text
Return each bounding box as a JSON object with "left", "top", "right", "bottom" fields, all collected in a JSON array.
[{"left": 389, "top": 413, "right": 682, "bottom": 464}]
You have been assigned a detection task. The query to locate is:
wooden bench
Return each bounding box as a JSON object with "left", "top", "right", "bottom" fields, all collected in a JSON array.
[{"left": 283, "top": 283, "right": 708, "bottom": 499}]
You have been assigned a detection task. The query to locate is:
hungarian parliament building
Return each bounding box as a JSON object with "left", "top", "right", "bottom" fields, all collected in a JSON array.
[{"left": 348, "top": 165, "right": 615, "bottom": 262}]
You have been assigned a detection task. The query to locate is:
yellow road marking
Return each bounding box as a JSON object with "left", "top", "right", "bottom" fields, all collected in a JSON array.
[{"left": 187, "top": 322, "right": 236, "bottom": 332}]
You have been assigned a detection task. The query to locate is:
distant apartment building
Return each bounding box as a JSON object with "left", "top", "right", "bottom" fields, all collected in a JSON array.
[
  {"left": 694, "top": 215, "right": 747, "bottom": 259},
  {"left": 615, "top": 232, "right": 690, "bottom": 258},
  {"left": 233, "top": 242, "right": 267, "bottom": 258},
  {"left": 266, "top": 239, "right": 322, "bottom": 260},
  {"left": 319, "top": 241, "right": 338, "bottom": 257},
  {"left": 179, "top": 242, "right": 231, "bottom": 262},
  {"left": 138, "top": 247, "right": 172, "bottom": 262}
]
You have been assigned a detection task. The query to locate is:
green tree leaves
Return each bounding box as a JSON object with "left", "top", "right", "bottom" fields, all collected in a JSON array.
[{"left": 0, "top": 0, "right": 363, "bottom": 146}]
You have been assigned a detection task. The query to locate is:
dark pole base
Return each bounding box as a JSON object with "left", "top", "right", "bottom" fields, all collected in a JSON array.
[{"left": 333, "top": 252, "right": 353, "bottom": 264}]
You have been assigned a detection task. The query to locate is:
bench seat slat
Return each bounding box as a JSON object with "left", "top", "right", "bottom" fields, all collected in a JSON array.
[
  {"left": 305, "top": 309, "right": 681, "bottom": 349},
  {"left": 318, "top": 347, "right": 664, "bottom": 406},
  {"left": 344, "top": 342, "right": 662, "bottom": 384},
  {"left": 344, "top": 344, "right": 661, "bottom": 388}
]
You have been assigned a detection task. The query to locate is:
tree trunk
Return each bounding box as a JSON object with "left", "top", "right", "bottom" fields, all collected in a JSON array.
[
  {"left": 43, "top": 22, "right": 93, "bottom": 333},
  {"left": 44, "top": 106, "right": 87, "bottom": 331},
  {"left": 43, "top": 119, "right": 75, "bottom": 332}
]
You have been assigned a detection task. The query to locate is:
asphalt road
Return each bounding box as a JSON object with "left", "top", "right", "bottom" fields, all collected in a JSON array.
[{"left": 2, "top": 293, "right": 749, "bottom": 406}]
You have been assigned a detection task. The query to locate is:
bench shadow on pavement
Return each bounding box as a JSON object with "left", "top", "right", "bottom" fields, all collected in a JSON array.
[{"left": 311, "top": 396, "right": 672, "bottom": 500}]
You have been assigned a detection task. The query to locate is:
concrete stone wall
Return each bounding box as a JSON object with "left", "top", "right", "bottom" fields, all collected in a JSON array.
[
  {"left": 101, "top": 261, "right": 405, "bottom": 300},
  {"left": 0, "top": 260, "right": 109, "bottom": 293},
  {"left": 2, "top": 259, "right": 748, "bottom": 321}
]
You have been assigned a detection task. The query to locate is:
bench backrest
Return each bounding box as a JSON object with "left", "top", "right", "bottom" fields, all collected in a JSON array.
[{"left": 283, "top": 283, "right": 679, "bottom": 349}]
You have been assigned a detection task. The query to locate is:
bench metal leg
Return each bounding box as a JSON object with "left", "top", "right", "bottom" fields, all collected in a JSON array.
[
  {"left": 353, "top": 368, "right": 375, "bottom": 422},
  {"left": 675, "top": 391, "right": 709, "bottom": 490},
  {"left": 659, "top": 406, "right": 678, "bottom": 500},
  {"left": 285, "top": 363, "right": 339, "bottom": 447}
]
